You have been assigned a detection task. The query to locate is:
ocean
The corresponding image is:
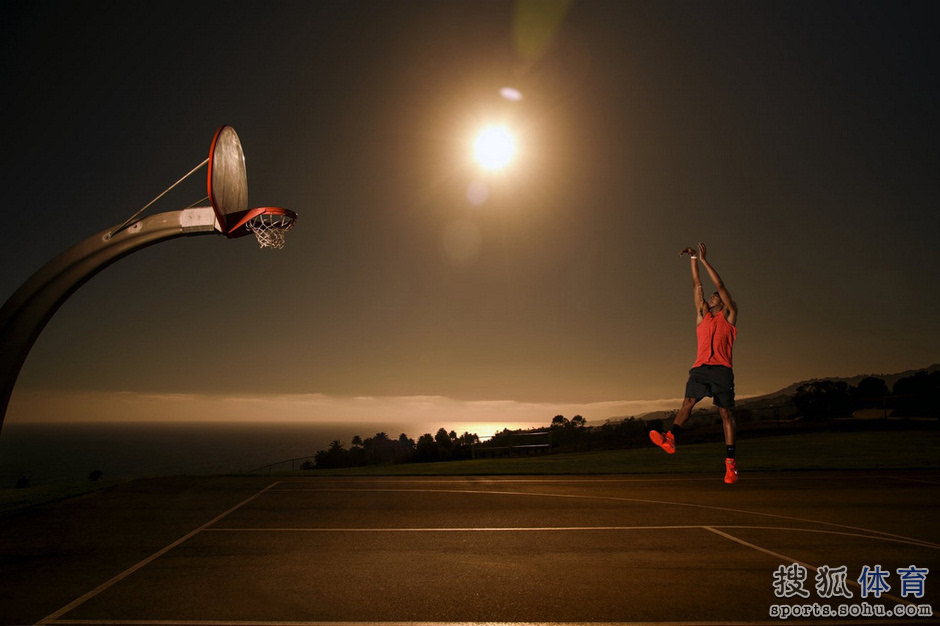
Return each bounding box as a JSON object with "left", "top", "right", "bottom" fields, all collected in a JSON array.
[{"left": 0, "top": 420, "right": 546, "bottom": 486}]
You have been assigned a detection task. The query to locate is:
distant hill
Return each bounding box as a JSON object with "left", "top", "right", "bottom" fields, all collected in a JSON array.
[
  {"left": 628, "top": 364, "right": 939, "bottom": 422},
  {"left": 747, "top": 363, "right": 939, "bottom": 402},
  {"left": 614, "top": 410, "right": 674, "bottom": 424}
]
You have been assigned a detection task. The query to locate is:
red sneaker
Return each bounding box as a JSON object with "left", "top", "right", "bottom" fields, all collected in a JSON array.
[
  {"left": 649, "top": 430, "right": 676, "bottom": 454},
  {"left": 724, "top": 458, "right": 738, "bottom": 484}
]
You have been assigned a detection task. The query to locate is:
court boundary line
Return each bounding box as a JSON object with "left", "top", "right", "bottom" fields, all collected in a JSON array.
[
  {"left": 890, "top": 476, "right": 940, "bottom": 486},
  {"left": 36, "top": 481, "right": 282, "bottom": 626},
  {"left": 262, "top": 486, "right": 940, "bottom": 549},
  {"left": 200, "top": 523, "right": 938, "bottom": 549},
  {"left": 704, "top": 526, "right": 914, "bottom": 607},
  {"left": 34, "top": 476, "right": 938, "bottom": 626},
  {"left": 51, "top": 619, "right": 828, "bottom": 626},
  {"left": 272, "top": 472, "right": 940, "bottom": 484}
]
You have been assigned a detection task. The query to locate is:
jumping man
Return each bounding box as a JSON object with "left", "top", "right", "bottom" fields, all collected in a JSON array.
[{"left": 650, "top": 242, "right": 739, "bottom": 484}]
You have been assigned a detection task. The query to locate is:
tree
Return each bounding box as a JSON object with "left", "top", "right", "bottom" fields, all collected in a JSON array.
[
  {"left": 602, "top": 417, "right": 648, "bottom": 447},
  {"left": 892, "top": 370, "right": 940, "bottom": 417},
  {"left": 854, "top": 377, "right": 890, "bottom": 401},
  {"left": 646, "top": 418, "right": 664, "bottom": 435},
  {"left": 396, "top": 433, "right": 416, "bottom": 463},
  {"left": 793, "top": 381, "right": 853, "bottom": 419},
  {"left": 852, "top": 377, "right": 890, "bottom": 408},
  {"left": 315, "top": 440, "right": 351, "bottom": 469},
  {"left": 457, "top": 432, "right": 480, "bottom": 446},
  {"left": 851, "top": 377, "right": 890, "bottom": 415},
  {"left": 414, "top": 433, "right": 440, "bottom": 462},
  {"left": 435, "top": 428, "right": 452, "bottom": 447},
  {"left": 435, "top": 428, "right": 453, "bottom": 456},
  {"left": 363, "top": 432, "right": 396, "bottom": 464},
  {"left": 451, "top": 431, "right": 479, "bottom": 460},
  {"left": 398, "top": 433, "right": 413, "bottom": 447}
]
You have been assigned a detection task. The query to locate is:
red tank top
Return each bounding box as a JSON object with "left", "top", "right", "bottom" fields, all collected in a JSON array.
[{"left": 693, "top": 312, "right": 736, "bottom": 368}]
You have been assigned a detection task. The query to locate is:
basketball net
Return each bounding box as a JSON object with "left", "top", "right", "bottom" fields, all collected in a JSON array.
[{"left": 246, "top": 212, "right": 295, "bottom": 249}]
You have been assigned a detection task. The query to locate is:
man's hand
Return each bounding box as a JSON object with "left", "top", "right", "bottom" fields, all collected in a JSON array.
[
  {"left": 698, "top": 242, "right": 708, "bottom": 261},
  {"left": 679, "top": 247, "right": 697, "bottom": 257}
]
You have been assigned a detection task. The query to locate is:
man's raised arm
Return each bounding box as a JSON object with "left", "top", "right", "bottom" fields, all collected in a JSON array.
[
  {"left": 697, "top": 242, "right": 737, "bottom": 321},
  {"left": 680, "top": 246, "right": 706, "bottom": 317}
]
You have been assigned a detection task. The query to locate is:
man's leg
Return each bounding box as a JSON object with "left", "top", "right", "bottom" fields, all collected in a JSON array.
[
  {"left": 718, "top": 406, "right": 738, "bottom": 484},
  {"left": 718, "top": 406, "right": 735, "bottom": 447},
  {"left": 673, "top": 396, "right": 700, "bottom": 429},
  {"left": 650, "top": 397, "right": 699, "bottom": 454}
]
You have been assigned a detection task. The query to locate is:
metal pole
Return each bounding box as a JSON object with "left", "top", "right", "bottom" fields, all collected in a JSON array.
[{"left": 0, "top": 208, "right": 219, "bottom": 437}]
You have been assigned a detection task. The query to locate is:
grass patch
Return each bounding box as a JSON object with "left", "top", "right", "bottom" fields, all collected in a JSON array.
[
  {"left": 0, "top": 479, "right": 121, "bottom": 516},
  {"left": 294, "top": 430, "right": 940, "bottom": 477},
  {"left": 5, "top": 431, "right": 934, "bottom": 514}
]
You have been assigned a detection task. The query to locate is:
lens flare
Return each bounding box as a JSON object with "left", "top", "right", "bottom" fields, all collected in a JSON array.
[{"left": 466, "top": 180, "right": 489, "bottom": 206}]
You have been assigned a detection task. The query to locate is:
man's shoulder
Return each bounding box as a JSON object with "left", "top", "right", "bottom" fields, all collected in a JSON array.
[{"left": 723, "top": 306, "right": 738, "bottom": 327}]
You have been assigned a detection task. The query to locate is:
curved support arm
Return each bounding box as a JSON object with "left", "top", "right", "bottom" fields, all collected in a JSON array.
[{"left": 0, "top": 208, "right": 220, "bottom": 434}]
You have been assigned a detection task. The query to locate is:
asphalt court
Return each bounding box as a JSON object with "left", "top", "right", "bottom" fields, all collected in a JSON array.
[{"left": 2, "top": 472, "right": 938, "bottom": 625}]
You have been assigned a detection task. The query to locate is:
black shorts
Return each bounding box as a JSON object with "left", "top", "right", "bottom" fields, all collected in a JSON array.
[{"left": 685, "top": 365, "right": 735, "bottom": 409}]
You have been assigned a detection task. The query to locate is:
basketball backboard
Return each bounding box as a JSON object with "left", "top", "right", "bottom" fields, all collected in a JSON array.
[
  {"left": 207, "top": 125, "right": 250, "bottom": 237},
  {"left": 208, "top": 126, "right": 296, "bottom": 247}
]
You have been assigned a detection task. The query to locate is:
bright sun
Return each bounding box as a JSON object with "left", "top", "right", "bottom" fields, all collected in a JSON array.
[{"left": 473, "top": 125, "right": 516, "bottom": 170}]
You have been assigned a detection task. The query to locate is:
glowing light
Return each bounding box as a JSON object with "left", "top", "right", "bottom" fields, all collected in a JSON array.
[
  {"left": 500, "top": 87, "right": 523, "bottom": 101},
  {"left": 473, "top": 126, "right": 516, "bottom": 170}
]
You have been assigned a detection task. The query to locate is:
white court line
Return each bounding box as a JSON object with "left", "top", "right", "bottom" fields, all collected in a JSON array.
[
  {"left": 276, "top": 477, "right": 727, "bottom": 484},
  {"left": 704, "top": 526, "right": 916, "bottom": 607},
  {"left": 890, "top": 476, "right": 940, "bottom": 486},
  {"left": 45, "top": 611, "right": 929, "bottom": 626},
  {"left": 205, "top": 525, "right": 704, "bottom": 532},
  {"left": 201, "top": 524, "right": 939, "bottom": 549},
  {"left": 261, "top": 486, "right": 940, "bottom": 549},
  {"left": 36, "top": 481, "right": 282, "bottom": 626},
  {"left": 40, "top": 481, "right": 934, "bottom": 626},
  {"left": 273, "top": 473, "right": 939, "bottom": 485}
]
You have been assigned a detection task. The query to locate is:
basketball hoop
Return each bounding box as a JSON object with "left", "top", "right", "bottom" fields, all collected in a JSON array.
[
  {"left": 244, "top": 207, "right": 297, "bottom": 249},
  {"left": 207, "top": 126, "right": 297, "bottom": 248}
]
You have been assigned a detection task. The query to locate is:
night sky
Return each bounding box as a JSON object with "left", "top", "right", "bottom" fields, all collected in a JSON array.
[{"left": 2, "top": 0, "right": 937, "bottom": 427}]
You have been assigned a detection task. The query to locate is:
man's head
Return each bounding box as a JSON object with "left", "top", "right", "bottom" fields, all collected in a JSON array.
[{"left": 708, "top": 291, "right": 724, "bottom": 309}]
